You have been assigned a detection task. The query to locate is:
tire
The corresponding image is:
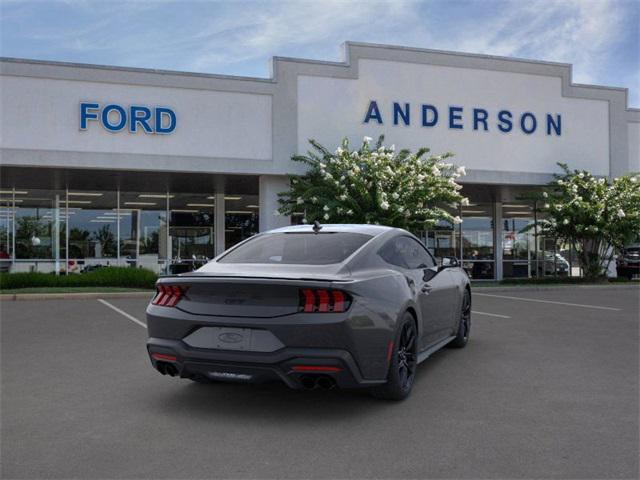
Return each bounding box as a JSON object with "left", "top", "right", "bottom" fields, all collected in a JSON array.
[
  {"left": 371, "top": 312, "right": 418, "bottom": 401},
  {"left": 448, "top": 289, "right": 471, "bottom": 349}
]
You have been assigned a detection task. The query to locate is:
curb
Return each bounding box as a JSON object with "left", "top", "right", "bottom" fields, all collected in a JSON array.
[
  {"left": 472, "top": 284, "right": 640, "bottom": 292},
  {"left": 0, "top": 291, "right": 155, "bottom": 301}
]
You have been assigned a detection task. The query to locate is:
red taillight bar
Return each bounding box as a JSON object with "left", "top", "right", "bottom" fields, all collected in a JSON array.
[
  {"left": 291, "top": 365, "right": 342, "bottom": 373},
  {"left": 317, "top": 289, "right": 330, "bottom": 312},
  {"left": 302, "top": 289, "right": 316, "bottom": 313},
  {"left": 151, "top": 352, "right": 177, "bottom": 362},
  {"left": 152, "top": 284, "right": 187, "bottom": 307},
  {"left": 332, "top": 290, "right": 345, "bottom": 312},
  {"left": 300, "top": 289, "right": 351, "bottom": 313}
]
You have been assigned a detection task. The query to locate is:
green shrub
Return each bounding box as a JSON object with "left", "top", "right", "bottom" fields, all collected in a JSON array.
[{"left": 0, "top": 267, "right": 157, "bottom": 290}]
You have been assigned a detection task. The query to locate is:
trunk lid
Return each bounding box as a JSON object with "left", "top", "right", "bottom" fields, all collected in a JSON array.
[{"left": 160, "top": 263, "right": 351, "bottom": 318}]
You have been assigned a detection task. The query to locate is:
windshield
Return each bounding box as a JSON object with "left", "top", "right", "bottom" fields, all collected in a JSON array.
[{"left": 218, "top": 232, "right": 373, "bottom": 265}]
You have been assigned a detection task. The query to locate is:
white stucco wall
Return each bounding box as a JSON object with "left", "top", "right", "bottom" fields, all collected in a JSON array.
[
  {"left": 0, "top": 75, "right": 272, "bottom": 162},
  {"left": 628, "top": 122, "right": 640, "bottom": 173},
  {"left": 297, "top": 59, "right": 611, "bottom": 177}
]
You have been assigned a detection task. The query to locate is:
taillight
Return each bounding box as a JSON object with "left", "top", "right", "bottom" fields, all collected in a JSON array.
[
  {"left": 291, "top": 365, "right": 342, "bottom": 373},
  {"left": 152, "top": 284, "right": 187, "bottom": 307},
  {"left": 300, "top": 289, "right": 351, "bottom": 313},
  {"left": 151, "top": 352, "right": 177, "bottom": 362}
]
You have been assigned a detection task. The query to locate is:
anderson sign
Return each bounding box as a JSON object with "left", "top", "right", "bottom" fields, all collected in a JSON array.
[{"left": 363, "top": 100, "right": 562, "bottom": 136}]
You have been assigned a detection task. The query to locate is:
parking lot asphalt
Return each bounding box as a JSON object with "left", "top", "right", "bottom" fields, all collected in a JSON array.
[{"left": 1, "top": 286, "right": 638, "bottom": 479}]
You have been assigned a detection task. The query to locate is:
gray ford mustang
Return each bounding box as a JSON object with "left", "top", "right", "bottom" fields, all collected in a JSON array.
[{"left": 146, "top": 224, "right": 471, "bottom": 400}]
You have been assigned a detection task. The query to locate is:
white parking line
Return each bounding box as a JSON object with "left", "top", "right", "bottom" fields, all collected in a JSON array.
[
  {"left": 472, "top": 310, "right": 511, "bottom": 319},
  {"left": 97, "top": 299, "right": 147, "bottom": 328},
  {"left": 474, "top": 293, "right": 621, "bottom": 311}
]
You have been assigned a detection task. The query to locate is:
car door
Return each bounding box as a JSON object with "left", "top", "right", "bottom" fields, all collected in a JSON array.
[
  {"left": 380, "top": 236, "right": 453, "bottom": 347},
  {"left": 401, "top": 238, "right": 458, "bottom": 342}
]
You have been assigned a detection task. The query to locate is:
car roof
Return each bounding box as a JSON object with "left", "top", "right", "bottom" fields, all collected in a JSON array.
[{"left": 267, "top": 224, "right": 398, "bottom": 236}]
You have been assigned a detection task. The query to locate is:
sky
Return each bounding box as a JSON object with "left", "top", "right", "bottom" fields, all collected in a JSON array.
[{"left": 1, "top": 0, "right": 638, "bottom": 106}]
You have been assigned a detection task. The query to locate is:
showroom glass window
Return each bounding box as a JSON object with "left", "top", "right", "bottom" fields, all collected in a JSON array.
[
  {"left": 461, "top": 203, "right": 494, "bottom": 280},
  {"left": 225, "top": 194, "right": 259, "bottom": 249},
  {"left": 416, "top": 203, "right": 461, "bottom": 261},
  {"left": 66, "top": 190, "right": 118, "bottom": 271},
  {"left": 119, "top": 192, "right": 169, "bottom": 273},
  {"left": 13, "top": 189, "right": 67, "bottom": 272},
  {"left": 502, "top": 203, "right": 536, "bottom": 278},
  {"left": 0, "top": 192, "right": 14, "bottom": 272},
  {"left": 169, "top": 192, "right": 215, "bottom": 270}
]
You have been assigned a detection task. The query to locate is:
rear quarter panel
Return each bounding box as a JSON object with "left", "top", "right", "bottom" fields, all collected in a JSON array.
[{"left": 339, "top": 269, "right": 415, "bottom": 378}]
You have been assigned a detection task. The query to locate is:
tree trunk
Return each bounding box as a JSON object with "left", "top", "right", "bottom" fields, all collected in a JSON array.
[{"left": 579, "top": 238, "right": 607, "bottom": 280}]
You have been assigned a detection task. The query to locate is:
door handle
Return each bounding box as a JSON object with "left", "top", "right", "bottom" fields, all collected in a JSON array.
[{"left": 421, "top": 284, "right": 433, "bottom": 294}]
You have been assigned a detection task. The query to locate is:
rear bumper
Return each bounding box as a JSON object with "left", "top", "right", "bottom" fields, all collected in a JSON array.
[{"left": 147, "top": 337, "right": 387, "bottom": 389}]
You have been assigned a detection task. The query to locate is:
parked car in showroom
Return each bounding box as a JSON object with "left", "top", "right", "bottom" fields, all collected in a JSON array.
[
  {"left": 539, "top": 252, "right": 570, "bottom": 276},
  {"left": 146, "top": 224, "right": 471, "bottom": 400},
  {"left": 617, "top": 244, "right": 640, "bottom": 280}
]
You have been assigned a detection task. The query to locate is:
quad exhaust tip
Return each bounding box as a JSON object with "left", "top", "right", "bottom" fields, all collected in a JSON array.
[
  {"left": 156, "top": 361, "right": 179, "bottom": 377},
  {"left": 300, "top": 375, "right": 336, "bottom": 390}
]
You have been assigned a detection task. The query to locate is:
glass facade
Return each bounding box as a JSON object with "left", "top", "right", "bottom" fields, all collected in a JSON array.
[
  {"left": 419, "top": 199, "right": 574, "bottom": 280},
  {"left": 0, "top": 183, "right": 575, "bottom": 280},
  {"left": 225, "top": 194, "right": 259, "bottom": 247},
  {"left": 0, "top": 187, "right": 258, "bottom": 274},
  {"left": 460, "top": 203, "right": 495, "bottom": 280},
  {"left": 502, "top": 203, "right": 536, "bottom": 278}
]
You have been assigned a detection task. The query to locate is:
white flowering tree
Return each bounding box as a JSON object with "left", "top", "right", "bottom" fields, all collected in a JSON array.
[
  {"left": 537, "top": 163, "right": 640, "bottom": 279},
  {"left": 278, "top": 135, "right": 468, "bottom": 230}
]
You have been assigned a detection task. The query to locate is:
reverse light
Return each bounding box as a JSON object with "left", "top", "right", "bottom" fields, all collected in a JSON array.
[
  {"left": 152, "top": 284, "right": 187, "bottom": 307},
  {"left": 300, "top": 289, "right": 351, "bottom": 313}
]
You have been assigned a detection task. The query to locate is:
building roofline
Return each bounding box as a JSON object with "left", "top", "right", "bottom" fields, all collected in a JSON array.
[
  {"left": 0, "top": 56, "right": 274, "bottom": 84},
  {"left": 344, "top": 41, "right": 574, "bottom": 69},
  {"left": 1, "top": 40, "right": 636, "bottom": 110}
]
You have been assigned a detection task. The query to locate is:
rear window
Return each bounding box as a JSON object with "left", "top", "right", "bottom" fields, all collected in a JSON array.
[{"left": 218, "top": 232, "right": 373, "bottom": 265}]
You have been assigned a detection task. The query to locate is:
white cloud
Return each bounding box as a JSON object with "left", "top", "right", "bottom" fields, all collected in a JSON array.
[
  {"left": 1, "top": 0, "right": 636, "bottom": 103},
  {"left": 439, "top": 0, "right": 630, "bottom": 86},
  {"left": 183, "top": 0, "right": 419, "bottom": 71},
  {"left": 179, "top": 0, "right": 635, "bottom": 95}
]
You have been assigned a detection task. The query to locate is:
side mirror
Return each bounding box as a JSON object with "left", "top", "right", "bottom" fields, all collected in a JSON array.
[
  {"left": 422, "top": 268, "right": 437, "bottom": 282},
  {"left": 440, "top": 256, "right": 459, "bottom": 269}
]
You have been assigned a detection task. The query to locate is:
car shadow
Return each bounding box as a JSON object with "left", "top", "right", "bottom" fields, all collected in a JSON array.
[{"left": 144, "top": 347, "right": 455, "bottom": 424}]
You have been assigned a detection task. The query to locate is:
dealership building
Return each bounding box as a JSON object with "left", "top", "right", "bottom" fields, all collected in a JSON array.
[{"left": 1, "top": 42, "right": 638, "bottom": 279}]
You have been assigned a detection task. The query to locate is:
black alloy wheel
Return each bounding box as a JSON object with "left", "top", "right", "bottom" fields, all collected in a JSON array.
[
  {"left": 397, "top": 320, "right": 417, "bottom": 391},
  {"left": 449, "top": 289, "right": 471, "bottom": 348},
  {"left": 371, "top": 312, "right": 418, "bottom": 400}
]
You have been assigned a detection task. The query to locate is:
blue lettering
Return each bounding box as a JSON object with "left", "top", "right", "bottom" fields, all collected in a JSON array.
[
  {"left": 546, "top": 114, "right": 561, "bottom": 136},
  {"left": 449, "top": 106, "right": 463, "bottom": 129},
  {"left": 497, "top": 110, "right": 513, "bottom": 132},
  {"left": 362, "top": 102, "right": 562, "bottom": 137},
  {"left": 101, "top": 104, "right": 127, "bottom": 132},
  {"left": 80, "top": 102, "right": 99, "bottom": 130},
  {"left": 155, "top": 107, "right": 176, "bottom": 134},
  {"left": 363, "top": 100, "right": 383, "bottom": 124},
  {"left": 421, "top": 104, "right": 438, "bottom": 127},
  {"left": 130, "top": 105, "right": 153, "bottom": 133},
  {"left": 473, "top": 108, "right": 489, "bottom": 131},
  {"left": 393, "top": 102, "right": 410, "bottom": 126},
  {"left": 520, "top": 112, "right": 537, "bottom": 134}
]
